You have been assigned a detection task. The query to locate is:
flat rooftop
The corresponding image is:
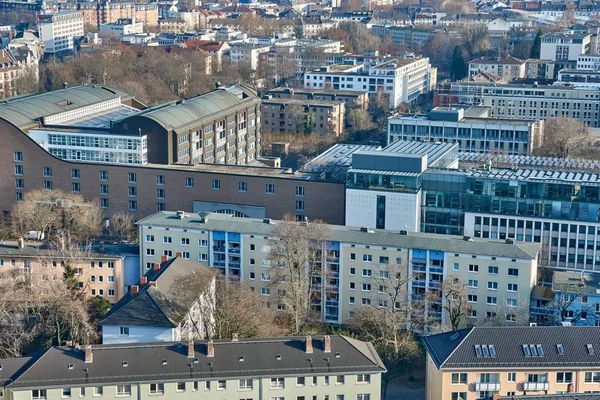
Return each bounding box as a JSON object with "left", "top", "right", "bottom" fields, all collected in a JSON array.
[
  {"left": 553, "top": 270, "right": 600, "bottom": 296},
  {"left": 382, "top": 139, "right": 457, "bottom": 165},
  {"left": 459, "top": 153, "right": 600, "bottom": 173},
  {"left": 262, "top": 97, "right": 344, "bottom": 107},
  {"left": 58, "top": 104, "right": 139, "bottom": 129},
  {"left": 268, "top": 87, "right": 369, "bottom": 96},
  {"left": 303, "top": 144, "right": 381, "bottom": 171},
  {"left": 137, "top": 211, "right": 540, "bottom": 259}
]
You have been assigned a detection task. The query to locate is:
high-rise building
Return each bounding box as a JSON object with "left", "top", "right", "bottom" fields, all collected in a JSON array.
[{"left": 38, "top": 11, "right": 84, "bottom": 55}]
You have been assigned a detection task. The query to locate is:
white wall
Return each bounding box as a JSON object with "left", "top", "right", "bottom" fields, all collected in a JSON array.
[
  {"left": 101, "top": 325, "right": 174, "bottom": 344},
  {"left": 345, "top": 188, "right": 420, "bottom": 231}
]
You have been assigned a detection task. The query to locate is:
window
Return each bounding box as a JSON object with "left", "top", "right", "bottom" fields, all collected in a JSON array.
[
  {"left": 146, "top": 235, "right": 154, "bottom": 243},
  {"left": 72, "top": 183, "right": 80, "bottom": 193},
  {"left": 363, "top": 254, "right": 372, "bottom": 262},
  {"left": 357, "top": 395, "right": 370, "bottom": 400},
  {"left": 453, "top": 262, "right": 459, "bottom": 271},
  {"left": 32, "top": 390, "right": 47, "bottom": 400},
  {"left": 270, "top": 378, "right": 285, "bottom": 389},
  {"left": 62, "top": 388, "right": 71, "bottom": 398},
  {"left": 156, "top": 175, "right": 165, "bottom": 185},
  {"left": 14, "top": 165, "right": 23, "bottom": 175},
  {"left": 362, "top": 269, "right": 372, "bottom": 277},
  {"left": 239, "top": 181, "right": 247, "bottom": 192},
  {"left": 261, "top": 287, "right": 271, "bottom": 296},
  {"left": 557, "top": 372, "right": 573, "bottom": 383},
  {"left": 176, "top": 382, "right": 185, "bottom": 392},
  {"left": 100, "top": 185, "right": 108, "bottom": 195},
  {"left": 71, "top": 169, "right": 79, "bottom": 179},
  {"left": 156, "top": 189, "right": 165, "bottom": 199},
  {"left": 362, "top": 283, "right": 371, "bottom": 292},
  {"left": 468, "top": 264, "right": 479, "bottom": 272},
  {"left": 100, "top": 171, "right": 108, "bottom": 181},
  {"left": 451, "top": 393, "right": 467, "bottom": 400},
  {"left": 116, "top": 385, "right": 131, "bottom": 396},
  {"left": 163, "top": 236, "right": 172, "bottom": 244},
  {"left": 296, "top": 186, "right": 305, "bottom": 196},
  {"left": 488, "top": 282, "right": 498, "bottom": 290},
  {"left": 506, "top": 298, "right": 517, "bottom": 307},
  {"left": 297, "top": 377, "right": 306, "bottom": 386},
  {"left": 14, "top": 151, "right": 22, "bottom": 162},
  {"left": 157, "top": 203, "right": 165, "bottom": 211},
  {"left": 93, "top": 387, "right": 103, "bottom": 396},
  {"left": 325, "top": 376, "right": 329, "bottom": 385},
  {"left": 585, "top": 372, "right": 600, "bottom": 383},
  {"left": 181, "top": 238, "right": 190, "bottom": 245},
  {"left": 507, "top": 283, "right": 518, "bottom": 292},
  {"left": 108, "top": 289, "right": 115, "bottom": 297},
  {"left": 336, "top": 375, "right": 345, "bottom": 384},
  {"left": 266, "top": 183, "right": 275, "bottom": 194},
  {"left": 119, "top": 327, "right": 129, "bottom": 336},
  {"left": 468, "top": 279, "right": 478, "bottom": 288},
  {"left": 44, "top": 180, "right": 53, "bottom": 190},
  {"left": 128, "top": 173, "right": 136, "bottom": 183},
  {"left": 468, "top": 294, "right": 478, "bottom": 303},
  {"left": 487, "top": 296, "right": 497, "bottom": 305},
  {"left": 507, "top": 372, "right": 516, "bottom": 382},
  {"left": 350, "top": 253, "right": 356, "bottom": 261},
  {"left": 128, "top": 201, "right": 137, "bottom": 211},
  {"left": 508, "top": 268, "right": 519, "bottom": 276},
  {"left": 101, "top": 198, "right": 109, "bottom": 209},
  {"left": 357, "top": 374, "right": 371, "bottom": 383},
  {"left": 146, "top": 248, "right": 155, "bottom": 256},
  {"left": 295, "top": 200, "right": 304, "bottom": 211},
  {"left": 185, "top": 177, "right": 194, "bottom": 188},
  {"left": 43, "top": 167, "right": 52, "bottom": 177},
  {"left": 199, "top": 239, "right": 208, "bottom": 247},
  {"left": 451, "top": 373, "right": 468, "bottom": 384},
  {"left": 149, "top": 383, "right": 164, "bottom": 394},
  {"left": 488, "top": 266, "right": 498, "bottom": 274},
  {"left": 205, "top": 381, "right": 211, "bottom": 391},
  {"left": 212, "top": 179, "right": 221, "bottom": 190}
]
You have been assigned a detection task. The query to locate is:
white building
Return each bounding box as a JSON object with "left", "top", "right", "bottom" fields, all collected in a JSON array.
[
  {"left": 99, "top": 18, "right": 144, "bottom": 37},
  {"left": 29, "top": 128, "right": 148, "bottom": 165},
  {"left": 468, "top": 56, "right": 526, "bottom": 82},
  {"left": 100, "top": 256, "right": 216, "bottom": 344},
  {"left": 540, "top": 31, "right": 593, "bottom": 65},
  {"left": 387, "top": 106, "right": 544, "bottom": 156},
  {"left": 38, "top": 11, "right": 85, "bottom": 55},
  {"left": 228, "top": 43, "right": 270, "bottom": 70},
  {"left": 304, "top": 57, "right": 437, "bottom": 108},
  {"left": 576, "top": 54, "right": 600, "bottom": 70}
]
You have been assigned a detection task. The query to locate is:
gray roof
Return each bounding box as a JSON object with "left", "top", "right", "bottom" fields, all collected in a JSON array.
[
  {"left": 303, "top": 144, "right": 381, "bottom": 171},
  {"left": 423, "top": 326, "right": 600, "bottom": 369},
  {"left": 0, "top": 356, "right": 37, "bottom": 387},
  {"left": 552, "top": 271, "right": 600, "bottom": 296},
  {"left": 100, "top": 257, "right": 214, "bottom": 327},
  {"left": 136, "top": 212, "right": 540, "bottom": 260},
  {"left": 0, "top": 85, "right": 132, "bottom": 131},
  {"left": 0, "top": 241, "right": 138, "bottom": 259},
  {"left": 4, "top": 336, "right": 386, "bottom": 389},
  {"left": 459, "top": 153, "right": 600, "bottom": 173},
  {"left": 382, "top": 140, "right": 458, "bottom": 166},
  {"left": 120, "top": 84, "right": 258, "bottom": 132}
]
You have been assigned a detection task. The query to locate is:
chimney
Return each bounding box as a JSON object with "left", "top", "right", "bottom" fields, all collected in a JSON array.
[
  {"left": 84, "top": 345, "right": 93, "bottom": 363},
  {"left": 305, "top": 336, "right": 313, "bottom": 354},
  {"left": 149, "top": 281, "right": 156, "bottom": 288},
  {"left": 324, "top": 336, "right": 331, "bottom": 353},
  {"left": 140, "top": 276, "right": 148, "bottom": 286},
  {"left": 17, "top": 237, "right": 24, "bottom": 250},
  {"left": 176, "top": 251, "right": 183, "bottom": 257},
  {"left": 232, "top": 333, "right": 239, "bottom": 341},
  {"left": 129, "top": 285, "right": 139, "bottom": 296},
  {"left": 153, "top": 263, "right": 160, "bottom": 271},
  {"left": 567, "top": 383, "right": 575, "bottom": 393},
  {"left": 207, "top": 340, "right": 214, "bottom": 357},
  {"left": 187, "top": 340, "right": 195, "bottom": 358},
  {"left": 161, "top": 255, "right": 168, "bottom": 263}
]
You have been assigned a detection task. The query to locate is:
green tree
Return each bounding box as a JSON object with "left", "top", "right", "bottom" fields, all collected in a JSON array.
[
  {"left": 450, "top": 46, "right": 468, "bottom": 81},
  {"left": 89, "top": 296, "right": 111, "bottom": 319},
  {"left": 304, "top": 113, "right": 315, "bottom": 134},
  {"left": 530, "top": 29, "right": 542, "bottom": 59}
]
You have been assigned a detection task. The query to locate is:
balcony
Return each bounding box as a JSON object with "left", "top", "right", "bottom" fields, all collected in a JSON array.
[
  {"left": 429, "top": 267, "right": 444, "bottom": 274},
  {"left": 412, "top": 265, "right": 426, "bottom": 272},
  {"left": 228, "top": 262, "right": 241, "bottom": 270},
  {"left": 530, "top": 307, "right": 555, "bottom": 316},
  {"left": 228, "top": 247, "right": 241, "bottom": 254},
  {"left": 413, "top": 280, "right": 426, "bottom": 287},
  {"left": 326, "top": 257, "right": 340, "bottom": 263},
  {"left": 429, "top": 281, "right": 441, "bottom": 289},
  {"left": 475, "top": 383, "right": 501, "bottom": 391},
  {"left": 326, "top": 300, "right": 339, "bottom": 307},
  {"left": 523, "top": 382, "right": 549, "bottom": 391},
  {"left": 213, "top": 246, "right": 225, "bottom": 253},
  {"left": 214, "top": 261, "right": 225, "bottom": 267}
]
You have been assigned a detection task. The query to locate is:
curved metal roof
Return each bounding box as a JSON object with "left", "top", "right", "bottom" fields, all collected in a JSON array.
[
  {"left": 125, "top": 84, "right": 258, "bottom": 132},
  {"left": 0, "top": 85, "right": 132, "bottom": 130}
]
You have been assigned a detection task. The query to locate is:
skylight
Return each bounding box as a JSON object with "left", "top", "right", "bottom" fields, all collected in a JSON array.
[
  {"left": 475, "top": 345, "right": 483, "bottom": 357},
  {"left": 557, "top": 344, "right": 565, "bottom": 355},
  {"left": 522, "top": 345, "right": 531, "bottom": 357},
  {"left": 482, "top": 345, "right": 490, "bottom": 357},
  {"left": 489, "top": 345, "right": 497, "bottom": 357},
  {"left": 475, "top": 345, "right": 495, "bottom": 358},
  {"left": 587, "top": 344, "right": 595, "bottom": 355},
  {"left": 529, "top": 344, "right": 538, "bottom": 356},
  {"left": 536, "top": 344, "right": 545, "bottom": 357}
]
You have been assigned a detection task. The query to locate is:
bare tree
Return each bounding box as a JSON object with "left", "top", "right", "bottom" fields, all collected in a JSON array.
[
  {"left": 483, "top": 295, "right": 531, "bottom": 326},
  {"left": 109, "top": 211, "right": 137, "bottom": 243},
  {"left": 547, "top": 278, "right": 593, "bottom": 325},
  {"left": 268, "top": 215, "right": 331, "bottom": 335},
  {"left": 427, "top": 277, "right": 470, "bottom": 331},
  {"left": 533, "top": 118, "right": 592, "bottom": 158}
]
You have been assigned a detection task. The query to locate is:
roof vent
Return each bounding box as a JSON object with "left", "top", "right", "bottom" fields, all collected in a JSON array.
[
  {"left": 360, "top": 227, "right": 374, "bottom": 233},
  {"left": 68, "top": 364, "right": 74, "bottom": 369},
  {"left": 505, "top": 238, "right": 514, "bottom": 244},
  {"left": 399, "top": 230, "right": 408, "bottom": 235},
  {"left": 162, "top": 358, "right": 167, "bottom": 365},
  {"left": 463, "top": 235, "right": 473, "bottom": 241},
  {"left": 122, "top": 361, "right": 128, "bottom": 367},
  {"left": 263, "top": 218, "right": 272, "bottom": 224},
  {"left": 238, "top": 355, "right": 244, "bottom": 361},
  {"left": 335, "top": 352, "right": 340, "bottom": 358},
  {"left": 176, "top": 210, "right": 186, "bottom": 219},
  {"left": 276, "top": 354, "right": 281, "bottom": 360}
]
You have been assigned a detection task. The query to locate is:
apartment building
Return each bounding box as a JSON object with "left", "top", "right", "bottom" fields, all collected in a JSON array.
[
  {"left": 228, "top": 43, "right": 270, "bottom": 70},
  {"left": 557, "top": 69, "right": 600, "bottom": 87},
  {"left": 388, "top": 106, "right": 544, "bottom": 156},
  {"left": 267, "top": 87, "right": 369, "bottom": 111},
  {"left": 468, "top": 56, "right": 526, "bottom": 82},
  {"left": 0, "top": 48, "right": 39, "bottom": 98},
  {"left": 77, "top": 1, "right": 159, "bottom": 30},
  {"left": 434, "top": 82, "right": 600, "bottom": 127},
  {"left": 423, "top": 326, "right": 600, "bottom": 400},
  {"left": 0, "top": 336, "right": 385, "bottom": 400},
  {"left": 38, "top": 11, "right": 84, "bottom": 55},
  {"left": 261, "top": 97, "right": 345, "bottom": 136},
  {"left": 304, "top": 57, "right": 437, "bottom": 108},
  {"left": 99, "top": 256, "right": 215, "bottom": 344},
  {"left": 111, "top": 84, "right": 261, "bottom": 165},
  {"left": 0, "top": 240, "right": 139, "bottom": 304},
  {"left": 136, "top": 211, "right": 538, "bottom": 328},
  {"left": 386, "top": 26, "right": 437, "bottom": 48},
  {"left": 541, "top": 31, "right": 593, "bottom": 74},
  {"left": 99, "top": 18, "right": 144, "bottom": 37}
]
